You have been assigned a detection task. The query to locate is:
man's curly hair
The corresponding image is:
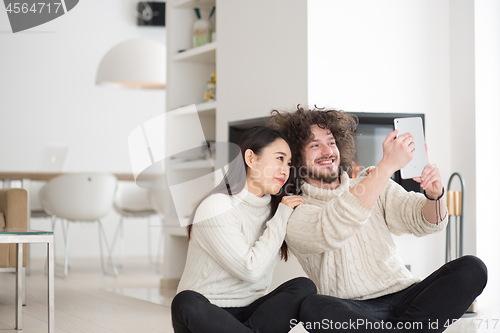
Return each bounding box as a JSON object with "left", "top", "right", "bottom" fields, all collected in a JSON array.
[{"left": 268, "top": 106, "right": 358, "bottom": 189}]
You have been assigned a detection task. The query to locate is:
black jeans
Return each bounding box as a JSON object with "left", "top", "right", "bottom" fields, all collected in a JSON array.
[
  {"left": 171, "top": 277, "right": 317, "bottom": 333},
  {"left": 299, "top": 256, "right": 487, "bottom": 333}
]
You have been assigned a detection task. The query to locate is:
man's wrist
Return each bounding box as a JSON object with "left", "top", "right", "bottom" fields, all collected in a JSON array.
[
  {"left": 374, "top": 162, "right": 395, "bottom": 179},
  {"left": 424, "top": 188, "right": 445, "bottom": 201}
]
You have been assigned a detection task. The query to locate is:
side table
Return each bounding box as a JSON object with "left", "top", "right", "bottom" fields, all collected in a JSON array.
[{"left": 0, "top": 228, "right": 54, "bottom": 332}]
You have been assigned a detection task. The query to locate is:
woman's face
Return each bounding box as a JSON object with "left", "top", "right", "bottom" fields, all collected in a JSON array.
[{"left": 245, "top": 138, "right": 292, "bottom": 197}]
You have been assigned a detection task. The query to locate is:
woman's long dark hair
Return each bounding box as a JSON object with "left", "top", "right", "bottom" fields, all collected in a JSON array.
[{"left": 186, "top": 126, "right": 292, "bottom": 261}]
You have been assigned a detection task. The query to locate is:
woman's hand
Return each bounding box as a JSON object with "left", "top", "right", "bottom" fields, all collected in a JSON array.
[{"left": 281, "top": 195, "right": 305, "bottom": 209}]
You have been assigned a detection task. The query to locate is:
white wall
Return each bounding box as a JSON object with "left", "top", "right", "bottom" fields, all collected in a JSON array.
[
  {"left": 449, "top": 0, "right": 477, "bottom": 257},
  {"left": 0, "top": 0, "right": 166, "bottom": 259},
  {"left": 475, "top": 0, "right": 500, "bottom": 309},
  {"left": 308, "top": 0, "right": 452, "bottom": 278},
  {"left": 216, "top": 0, "right": 308, "bottom": 143}
]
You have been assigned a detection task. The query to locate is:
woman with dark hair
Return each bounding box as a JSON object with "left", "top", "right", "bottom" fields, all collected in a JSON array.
[{"left": 171, "top": 126, "right": 316, "bottom": 333}]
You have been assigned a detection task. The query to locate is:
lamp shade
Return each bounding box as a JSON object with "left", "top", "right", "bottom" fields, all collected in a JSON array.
[{"left": 96, "top": 38, "right": 166, "bottom": 89}]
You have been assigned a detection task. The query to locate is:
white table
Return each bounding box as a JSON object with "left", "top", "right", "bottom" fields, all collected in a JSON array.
[
  {"left": 0, "top": 228, "right": 54, "bottom": 332},
  {"left": 0, "top": 172, "right": 133, "bottom": 273}
]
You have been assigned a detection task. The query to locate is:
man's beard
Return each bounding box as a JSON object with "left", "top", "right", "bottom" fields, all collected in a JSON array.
[{"left": 302, "top": 162, "right": 340, "bottom": 184}]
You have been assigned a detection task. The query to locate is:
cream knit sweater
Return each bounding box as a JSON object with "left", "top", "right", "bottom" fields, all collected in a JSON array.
[
  {"left": 177, "top": 188, "right": 293, "bottom": 308},
  {"left": 286, "top": 171, "right": 447, "bottom": 301}
]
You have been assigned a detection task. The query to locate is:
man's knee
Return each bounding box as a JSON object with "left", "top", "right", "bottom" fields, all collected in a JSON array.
[
  {"left": 458, "top": 255, "right": 487, "bottom": 289},
  {"left": 448, "top": 255, "right": 488, "bottom": 296}
]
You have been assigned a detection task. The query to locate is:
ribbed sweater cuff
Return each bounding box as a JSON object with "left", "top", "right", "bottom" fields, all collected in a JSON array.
[{"left": 275, "top": 203, "right": 294, "bottom": 221}]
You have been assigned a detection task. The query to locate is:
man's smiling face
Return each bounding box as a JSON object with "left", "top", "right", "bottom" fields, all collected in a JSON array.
[{"left": 302, "top": 125, "right": 341, "bottom": 186}]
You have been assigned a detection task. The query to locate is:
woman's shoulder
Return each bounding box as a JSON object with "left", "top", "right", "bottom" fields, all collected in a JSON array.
[
  {"left": 199, "top": 193, "right": 234, "bottom": 209},
  {"left": 194, "top": 193, "right": 239, "bottom": 223}
]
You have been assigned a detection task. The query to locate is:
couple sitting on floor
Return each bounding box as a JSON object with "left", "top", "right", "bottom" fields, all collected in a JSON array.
[{"left": 171, "top": 107, "right": 487, "bottom": 333}]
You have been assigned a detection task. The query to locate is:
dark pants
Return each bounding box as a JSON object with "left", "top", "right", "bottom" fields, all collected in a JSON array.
[
  {"left": 299, "top": 256, "right": 487, "bottom": 333},
  {"left": 171, "top": 277, "right": 317, "bottom": 333}
]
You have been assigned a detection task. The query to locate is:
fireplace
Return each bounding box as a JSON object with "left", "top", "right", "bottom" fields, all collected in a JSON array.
[{"left": 228, "top": 112, "right": 425, "bottom": 193}]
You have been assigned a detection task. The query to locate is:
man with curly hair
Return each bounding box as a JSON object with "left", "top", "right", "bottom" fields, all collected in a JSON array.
[{"left": 269, "top": 107, "right": 487, "bottom": 333}]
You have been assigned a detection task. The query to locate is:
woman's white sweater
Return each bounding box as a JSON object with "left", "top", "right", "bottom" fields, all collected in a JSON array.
[
  {"left": 177, "top": 188, "right": 293, "bottom": 308},
  {"left": 286, "top": 171, "right": 447, "bottom": 301}
]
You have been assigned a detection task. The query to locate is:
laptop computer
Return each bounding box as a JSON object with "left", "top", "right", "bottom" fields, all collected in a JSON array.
[{"left": 37, "top": 143, "right": 69, "bottom": 172}]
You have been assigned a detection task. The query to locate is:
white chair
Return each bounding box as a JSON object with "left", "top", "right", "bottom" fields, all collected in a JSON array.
[
  {"left": 30, "top": 143, "right": 69, "bottom": 250},
  {"left": 39, "top": 173, "right": 118, "bottom": 277},
  {"left": 30, "top": 181, "right": 52, "bottom": 218},
  {"left": 31, "top": 143, "right": 69, "bottom": 219},
  {"left": 111, "top": 181, "right": 160, "bottom": 267}
]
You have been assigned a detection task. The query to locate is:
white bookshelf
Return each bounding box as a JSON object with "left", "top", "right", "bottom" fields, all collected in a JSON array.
[
  {"left": 173, "top": 0, "right": 214, "bottom": 10},
  {"left": 172, "top": 42, "right": 216, "bottom": 63},
  {"left": 164, "top": 0, "right": 217, "bottom": 285}
]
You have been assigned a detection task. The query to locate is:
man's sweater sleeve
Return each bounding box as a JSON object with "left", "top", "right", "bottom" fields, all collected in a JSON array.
[
  {"left": 381, "top": 179, "right": 448, "bottom": 236},
  {"left": 286, "top": 190, "right": 372, "bottom": 255},
  {"left": 192, "top": 195, "right": 293, "bottom": 283}
]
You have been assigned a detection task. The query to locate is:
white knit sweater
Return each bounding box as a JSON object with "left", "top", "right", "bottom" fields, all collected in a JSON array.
[
  {"left": 177, "top": 188, "right": 293, "bottom": 308},
  {"left": 286, "top": 171, "right": 447, "bottom": 300}
]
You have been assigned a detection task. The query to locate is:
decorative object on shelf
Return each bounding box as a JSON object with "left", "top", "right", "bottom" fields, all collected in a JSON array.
[
  {"left": 95, "top": 38, "right": 166, "bottom": 89},
  {"left": 204, "top": 72, "right": 216, "bottom": 101},
  {"left": 193, "top": 6, "right": 215, "bottom": 48},
  {"left": 137, "top": 2, "right": 165, "bottom": 27}
]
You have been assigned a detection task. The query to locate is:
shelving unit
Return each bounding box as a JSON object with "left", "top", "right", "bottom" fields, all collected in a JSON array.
[
  {"left": 172, "top": 42, "right": 216, "bottom": 63},
  {"left": 163, "top": 0, "right": 217, "bottom": 287},
  {"left": 172, "top": 0, "right": 214, "bottom": 10}
]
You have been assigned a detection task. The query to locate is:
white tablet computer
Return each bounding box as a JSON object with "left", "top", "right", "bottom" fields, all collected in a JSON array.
[{"left": 393, "top": 117, "right": 427, "bottom": 179}]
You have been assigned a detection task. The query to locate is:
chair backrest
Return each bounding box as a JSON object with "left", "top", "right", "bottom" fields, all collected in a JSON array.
[
  {"left": 114, "top": 181, "right": 154, "bottom": 213},
  {"left": 40, "top": 173, "right": 117, "bottom": 221},
  {"left": 31, "top": 143, "right": 69, "bottom": 213}
]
